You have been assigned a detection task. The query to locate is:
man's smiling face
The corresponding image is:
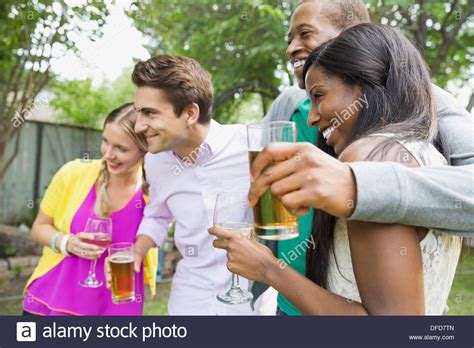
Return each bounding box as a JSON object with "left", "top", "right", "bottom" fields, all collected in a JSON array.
[{"left": 286, "top": 1, "right": 342, "bottom": 88}]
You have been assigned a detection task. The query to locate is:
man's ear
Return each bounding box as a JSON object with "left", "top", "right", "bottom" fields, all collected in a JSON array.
[{"left": 184, "top": 103, "right": 200, "bottom": 126}]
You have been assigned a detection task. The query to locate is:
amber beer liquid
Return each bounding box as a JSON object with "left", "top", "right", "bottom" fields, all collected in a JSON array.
[
  {"left": 109, "top": 247, "right": 135, "bottom": 304},
  {"left": 249, "top": 150, "right": 298, "bottom": 240}
]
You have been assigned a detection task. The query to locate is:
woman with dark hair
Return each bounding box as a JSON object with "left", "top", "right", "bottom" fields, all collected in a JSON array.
[
  {"left": 23, "top": 103, "right": 157, "bottom": 315},
  {"left": 210, "top": 23, "right": 462, "bottom": 315}
]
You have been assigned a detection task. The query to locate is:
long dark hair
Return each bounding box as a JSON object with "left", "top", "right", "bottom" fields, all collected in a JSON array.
[{"left": 302, "top": 23, "right": 438, "bottom": 288}]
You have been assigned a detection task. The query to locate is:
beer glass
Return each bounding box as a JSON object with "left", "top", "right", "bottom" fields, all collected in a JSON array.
[
  {"left": 246, "top": 121, "right": 298, "bottom": 240},
  {"left": 109, "top": 242, "right": 135, "bottom": 304},
  {"left": 214, "top": 192, "right": 254, "bottom": 305},
  {"left": 79, "top": 216, "right": 112, "bottom": 288}
]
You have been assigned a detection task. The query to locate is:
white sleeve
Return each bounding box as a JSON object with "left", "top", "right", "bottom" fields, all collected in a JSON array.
[{"left": 137, "top": 175, "right": 174, "bottom": 248}]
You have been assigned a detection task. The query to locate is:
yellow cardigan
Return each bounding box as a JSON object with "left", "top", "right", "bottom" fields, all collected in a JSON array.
[{"left": 25, "top": 159, "right": 158, "bottom": 296}]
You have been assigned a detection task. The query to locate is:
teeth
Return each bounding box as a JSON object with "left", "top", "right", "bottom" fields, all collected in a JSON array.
[
  {"left": 322, "top": 126, "right": 335, "bottom": 139},
  {"left": 293, "top": 59, "right": 306, "bottom": 69}
]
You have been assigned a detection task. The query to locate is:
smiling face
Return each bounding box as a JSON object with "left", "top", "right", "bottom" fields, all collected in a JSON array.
[
  {"left": 134, "top": 86, "right": 191, "bottom": 154},
  {"left": 287, "top": 2, "right": 341, "bottom": 88},
  {"left": 305, "top": 65, "right": 363, "bottom": 155},
  {"left": 100, "top": 122, "right": 144, "bottom": 176}
]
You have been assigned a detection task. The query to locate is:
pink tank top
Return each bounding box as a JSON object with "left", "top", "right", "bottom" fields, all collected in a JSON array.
[{"left": 23, "top": 183, "right": 146, "bottom": 315}]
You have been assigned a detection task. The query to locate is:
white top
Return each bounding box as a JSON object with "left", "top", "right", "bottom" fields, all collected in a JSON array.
[
  {"left": 137, "top": 120, "right": 255, "bottom": 315},
  {"left": 328, "top": 137, "right": 462, "bottom": 315}
]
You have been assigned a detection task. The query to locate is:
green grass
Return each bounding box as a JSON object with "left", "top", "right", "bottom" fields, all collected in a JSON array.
[
  {"left": 143, "top": 281, "right": 171, "bottom": 316},
  {"left": 1, "top": 247, "right": 473, "bottom": 316},
  {"left": 141, "top": 247, "right": 474, "bottom": 316},
  {"left": 446, "top": 246, "right": 474, "bottom": 315}
]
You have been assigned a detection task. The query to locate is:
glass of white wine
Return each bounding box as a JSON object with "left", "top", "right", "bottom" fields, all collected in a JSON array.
[{"left": 214, "top": 191, "right": 254, "bottom": 305}]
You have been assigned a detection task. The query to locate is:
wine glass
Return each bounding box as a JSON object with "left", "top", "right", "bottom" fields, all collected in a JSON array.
[
  {"left": 79, "top": 216, "right": 112, "bottom": 288},
  {"left": 214, "top": 191, "right": 254, "bottom": 305}
]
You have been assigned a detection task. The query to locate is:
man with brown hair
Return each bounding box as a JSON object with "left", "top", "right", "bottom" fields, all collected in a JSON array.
[{"left": 116, "top": 55, "right": 256, "bottom": 315}]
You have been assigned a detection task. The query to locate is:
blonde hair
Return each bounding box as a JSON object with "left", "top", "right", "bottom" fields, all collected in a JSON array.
[{"left": 94, "top": 103, "right": 149, "bottom": 218}]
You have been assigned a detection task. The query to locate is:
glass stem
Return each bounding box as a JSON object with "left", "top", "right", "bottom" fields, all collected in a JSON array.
[
  {"left": 231, "top": 273, "right": 240, "bottom": 290},
  {"left": 89, "top": 259, "right": 98, "bottom": 279}
]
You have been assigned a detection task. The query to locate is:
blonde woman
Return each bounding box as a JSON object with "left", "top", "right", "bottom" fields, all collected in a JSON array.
[{"left": 23, "top": 103, "right": 157, "bottom": 315}]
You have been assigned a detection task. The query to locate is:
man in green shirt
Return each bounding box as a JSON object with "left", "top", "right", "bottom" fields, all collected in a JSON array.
[
  {"left": 276, "top": 99, "right": 317, "bottom": 315},
  {"left": 261, "top": 0, "right": 370, "bottom": 315},
  {"left": 247, "top": 0, "right": 472, "bottom": 316}
]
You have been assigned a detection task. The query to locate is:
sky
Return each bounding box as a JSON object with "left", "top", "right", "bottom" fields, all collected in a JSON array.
[{"left": 50, "top": 1, "right": 150, "bottom": 86}]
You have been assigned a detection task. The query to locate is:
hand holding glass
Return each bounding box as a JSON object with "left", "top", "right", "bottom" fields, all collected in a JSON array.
[
  {"left": 247, "top": 121, "right": 299, "bottom": 240},
  {"left": 214, "top": 192, "right": 254, "bottom": 305},
  {"left": 109, "top": 242, "right": 136, "bottom": 304},
  {"left": 79, "top": 216, "right": 112, "bottom": 288}
]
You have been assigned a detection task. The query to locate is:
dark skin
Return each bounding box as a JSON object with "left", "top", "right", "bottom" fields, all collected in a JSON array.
[
  {"left": 211, "top": 69, "right": 428, "bottom": 315},
  {"left": 249, "top": 3, "right": 358, "bottom": 218},
  {"left": 286, "top": 1, "right": 341, "bottom": 88},
  {"left": 248, "top": 66, "right": 363, "bottom": 217},
  {"left": 210, "top": 138, "right": 426, "bottom": 315}
]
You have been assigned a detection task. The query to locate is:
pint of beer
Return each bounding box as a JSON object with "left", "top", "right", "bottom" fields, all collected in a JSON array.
[
  {"left": 247, "top": 121, "right": 298, "bottom": 240},
  {"left": 109, "top": 243, "right": 135, "bottom": 304}
]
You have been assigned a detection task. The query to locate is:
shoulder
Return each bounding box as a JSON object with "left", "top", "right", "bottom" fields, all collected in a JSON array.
[
  {"left": 339, "top": 136, "right": 420, "bottom": 168},
  {"left": 432, "top": 84, "right": 457, "bottom": 106},
  {"left": 220, "top": 122, "right": 246, "bottom": 133},
  {"left": 56, "top": 159, "right": 102, "bottom": 179},
  {"left": 144, "top": 152, "right": 171, "bottom": 169},
  {"left": 274, "top": 86, "right": 307, "bottom": 108},
  {"left": 264, "top": 86, "right": 307, "bottom": 122},
  {"left": 212, "top": 122, "right": 247, "bottom": 147},
  {"left": 279, "top": 85, "right": 307, "bottom": 99},
  {"left": 432, "top": 84, "right": 469, "bottom": 118}
]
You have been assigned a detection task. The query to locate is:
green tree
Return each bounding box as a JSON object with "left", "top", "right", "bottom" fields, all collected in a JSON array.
[
  {"left": 127, "top": 0, "right": 472, "bottom": 122},
  {"left": 127, "top": 0, "right": 293, "bottom": 123},
  {"left": 0, "top": 0, "right": 109, "bottom": 179},
  {"left": 50, "top": 67, "right": 136, "bottom": 128},
  {"left": 366, "top": 0, "right": 473, "bottom": 88}
]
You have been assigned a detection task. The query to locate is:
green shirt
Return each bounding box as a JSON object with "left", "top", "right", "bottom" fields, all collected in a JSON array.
[{"left": 277, "top": 97, "right": 318, "bottom": 315}]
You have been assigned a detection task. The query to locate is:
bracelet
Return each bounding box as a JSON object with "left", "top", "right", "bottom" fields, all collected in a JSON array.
[
  {"left": 60, "top": 234, "right": 71, "bottom": 256},
  {"left": 50, "top": 232, "right": 60, "bottom": 253}
]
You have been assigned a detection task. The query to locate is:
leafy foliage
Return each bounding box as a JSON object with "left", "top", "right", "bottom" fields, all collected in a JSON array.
[
  {"left": 366, "top": 0, "right": 473, "bottom": 88},
  {"left": 0, "top": 0, "right": 110, "bottom": 179},
  {"left": 127, "top": 0, "right": 294, "bottom": 123},
  {"left": 50, "top": 67, "right": 136, "bottom": 128},
  {"left": 127, "top": 0, "right": 472, "bottom": 123}
]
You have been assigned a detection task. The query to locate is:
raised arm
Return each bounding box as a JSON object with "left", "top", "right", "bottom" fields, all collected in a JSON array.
[
  {"left": 248, "top": 143, "right": 473, "bottom": 237},
  {"left": 348, "top": 162, "right": 474, "bottom": 236},
  {"left": 348, "top": 87, "right": 474, "bottom": 236}
]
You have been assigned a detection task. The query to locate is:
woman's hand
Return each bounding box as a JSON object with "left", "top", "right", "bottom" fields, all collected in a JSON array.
[
  {"left": 209, "top": 226, "right": 277, "bottom": 283},
  {"left": 248, "top": 142, "right": 356, "bottom": 217},
  {"left": 66, "top": 233, "right": 104, "bottom": 260}
]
